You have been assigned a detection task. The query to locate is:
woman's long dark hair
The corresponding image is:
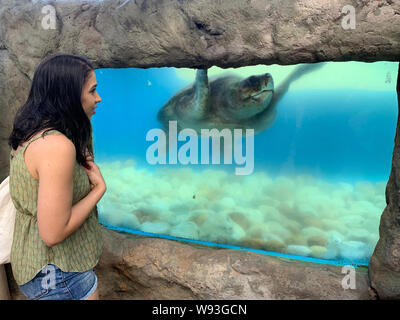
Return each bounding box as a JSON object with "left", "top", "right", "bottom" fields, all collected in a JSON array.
[{"left": 8, "top": 53, "right": 94, "bottom": 169}]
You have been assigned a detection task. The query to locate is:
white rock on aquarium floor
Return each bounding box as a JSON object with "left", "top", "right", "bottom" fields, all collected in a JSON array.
[
  {"left": 339, "top": 240, "right": 369, "bottom": 261},
  {"left": 140, "top": 222, "right": 170, "bottom": 234},
  {"left": 287, "top": 245, "right": 312, "bottom": 257},
  {"left": 170, "top": 221, "right": 199, "bottom": 239},
  {"left": 121, "top": 213, "right": 141, "bottom": 230},
  {"left": 300, "top": 226, "right": 326, "bottom": 239},
  {"left": 310, "top": 245, "right": 328, "bottom": 258}
]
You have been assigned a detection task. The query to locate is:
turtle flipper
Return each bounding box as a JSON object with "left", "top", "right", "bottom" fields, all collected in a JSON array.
[
  {"left": 189, "top": 68, "right": 210, "bottom": 120},
  {"left": 273, "top": 62, "right": 326, "bottom": 106},
  {"left": 252, "top": 62, "right": 325, "bottom": 133}
]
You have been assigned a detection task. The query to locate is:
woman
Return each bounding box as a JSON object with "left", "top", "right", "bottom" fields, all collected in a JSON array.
[{"left": 8, "top": 53, "right": 105, "bottom": 300}]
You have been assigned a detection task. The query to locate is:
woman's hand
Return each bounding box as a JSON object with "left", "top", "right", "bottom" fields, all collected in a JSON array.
[{"left": 82, "top": 151, "right": 106, "bottom": 191}]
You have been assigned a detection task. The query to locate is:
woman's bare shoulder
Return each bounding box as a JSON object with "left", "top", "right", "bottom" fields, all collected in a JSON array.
[
  {"left": 28, "top": 132, "right": 76, "bottom": 164},
  {"left": 24, "top": 131, "right": 76, "bottom": 179}
]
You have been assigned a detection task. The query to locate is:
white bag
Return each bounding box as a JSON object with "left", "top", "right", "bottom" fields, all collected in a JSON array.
[{"left": 0, "top": 176, "right": 16, "bottom": 264}]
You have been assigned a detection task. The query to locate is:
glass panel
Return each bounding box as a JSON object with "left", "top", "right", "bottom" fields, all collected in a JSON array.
[{"left": 93, "top": 61, "right": 398, "bottom": 265}]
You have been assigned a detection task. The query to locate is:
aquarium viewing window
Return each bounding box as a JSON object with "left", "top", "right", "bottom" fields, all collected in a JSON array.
[{"left": 93, "top": 61, "right": 399, "bottom": 266}]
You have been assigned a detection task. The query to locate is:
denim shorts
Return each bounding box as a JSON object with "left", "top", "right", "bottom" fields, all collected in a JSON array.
[{"left": 18, "top": 264, "right": 98, "bottom": 300}]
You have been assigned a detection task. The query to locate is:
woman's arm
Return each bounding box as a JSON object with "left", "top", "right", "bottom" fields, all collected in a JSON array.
[
  {"left": 63, "top": 184, "right": 105, "bottom": 241},
  {"left": 35, "top": 134, "right": 104, "bottom": 247}
]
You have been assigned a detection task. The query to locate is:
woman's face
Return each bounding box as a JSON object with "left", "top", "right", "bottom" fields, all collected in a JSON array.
[{"left": 81, "top": 70, "right": 101, "bottom": 120}]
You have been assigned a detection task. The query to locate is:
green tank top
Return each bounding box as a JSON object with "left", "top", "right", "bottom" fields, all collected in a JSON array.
[{"left": 9, "top": 129, "right": 104, "bottom": 285}]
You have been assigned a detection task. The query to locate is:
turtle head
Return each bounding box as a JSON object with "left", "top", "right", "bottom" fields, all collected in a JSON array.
[{"left": 232, "top": 73, "right": 274, "bottom": 119}]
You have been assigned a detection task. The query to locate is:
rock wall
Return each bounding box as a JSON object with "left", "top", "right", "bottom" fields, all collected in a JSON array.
[
  {"left": 5, "top": 227, "right": 373, "bottom": 300},
  {"left": 368, "top": 63, "right": 400, "bottom": 300},
  {"left": 0, "top": 0, "right": 399, "bottom": 299}
]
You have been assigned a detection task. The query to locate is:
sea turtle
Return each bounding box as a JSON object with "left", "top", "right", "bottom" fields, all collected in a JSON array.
[{"left": 157, "top": 63, "right": 324, "bottom": 135}]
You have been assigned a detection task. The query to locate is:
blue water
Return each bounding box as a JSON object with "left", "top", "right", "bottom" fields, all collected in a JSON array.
[
  {"left": 253, "top": 89, "right": 397, "bottom": 183},
  {"left": 93, "top": 67, "right": 397, "bottom": 183},
  {"left": 92, "top": 67, "right": 182, "bottom": 164},
  {"left": 92, "top": 64, "right": 398, "bottom": 266}
]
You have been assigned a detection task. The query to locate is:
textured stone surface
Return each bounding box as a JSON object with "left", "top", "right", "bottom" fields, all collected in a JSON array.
[
  {"left": 368, "top": 63, "right": 400, "bottom": 300},
  {"left": 6, "top": 227, "right": 373, "bottom": 300},
  {"left": 0, "top": 0, "right": 399, "bottom": 299}
]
